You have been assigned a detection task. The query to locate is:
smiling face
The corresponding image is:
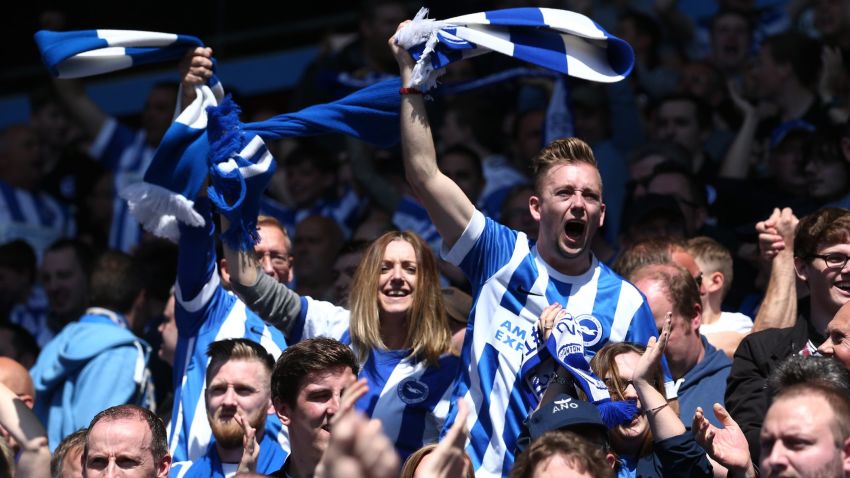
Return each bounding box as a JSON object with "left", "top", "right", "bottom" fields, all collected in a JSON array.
[
  {"left": 275, "top": 366, "right": 356, "bottom": 462},
  {"left": 818, "top": 302, "right": 850, "bottom": 369},
  {"left": 530, "top": 162, "right": 605, "bottom": 274},
  {"left": 377, "top": 239, "right": 418, "bottom": 319},
  {"left": 204, "top": 359, "right": 272, "bottom": 448},
  {"left": 607, "top": 352, "right": 650, "bottom": 450},
  {"left": 795, "top": 243, "right": 850, "bottom": 324}
]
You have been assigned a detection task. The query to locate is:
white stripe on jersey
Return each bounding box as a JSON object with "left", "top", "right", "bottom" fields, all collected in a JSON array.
[{"left": 445, "top": 211, "right": 657, "bottom": 478}]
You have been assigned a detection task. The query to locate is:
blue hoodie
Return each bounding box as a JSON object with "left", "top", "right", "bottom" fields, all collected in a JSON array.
[
  {"left": 676, "top": 335, "right": 732, "bottom": 429},
  {"left": 30, "top": 308, "right": 153, "bottom": 450}
]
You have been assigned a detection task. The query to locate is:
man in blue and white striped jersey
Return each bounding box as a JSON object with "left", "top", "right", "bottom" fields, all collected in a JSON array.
[
  {"left": 165, "top": 197, "right": 290, "bottom": 466},
  {"left": 390, "top": 26, "right": 659, "bottom": 478},
  {"left": 169, "top": 339, "right": 287, "bottom": 477},
  {"left": 53, "top": 79, "right": 177, "bottom": 253},
  {"left": 0, "top": 124, "right": 74, "bottom": 260}
]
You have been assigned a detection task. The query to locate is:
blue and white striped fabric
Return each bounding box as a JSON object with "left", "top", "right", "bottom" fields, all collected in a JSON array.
[
  {"left": 8, "top": 286, "right": 51, "bottom": 347},
  {"left": 0, "top": 180, "right": 74, "bottom": 262},
  {"left": 286, "top": 296, "right": 459, "bottom": 460},
  {"left": 34, "top": 29, "right": 209, "bottom": 79},
  {"left": 88, "top": 118, "right": 156, "bottom": 252},
  {"left": 169, "top": 198, "right": 288, "bottom": 464},
  {"left": 442, "top": 211, "right": 657, "bottom": 478},
  {"left": 259, "top": 186, "right": 366, "bottom": 241},
  {"left": 391, "top": 195, "right": 442, "bottom": 254},
  {"left": 394, "top": 7, "right": 635, "bottom": 90},
  {"left": 34, "top": 29, "right": 402, "bottom": 246}
]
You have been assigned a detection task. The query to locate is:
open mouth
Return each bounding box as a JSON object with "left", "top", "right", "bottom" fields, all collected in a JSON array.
[
  {"left": 834, "top": 281, "right": 850, "bottom": 293},
  {"left": 564, "top": 220, "right": 586, "bottom": 240},
  {"left": 384, "top": 289, "right": 410, "bottom": 298}
]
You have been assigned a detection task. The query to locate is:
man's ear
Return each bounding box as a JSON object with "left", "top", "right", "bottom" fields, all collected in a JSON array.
[
  {"left": 274, "top": 398, "right": 291, "bottom": 426},
  {"left": 599, "top": 202, "right": 606, "bottom": 228},
  {"left": 606, "top": 452, "right": 617, "bottom": 470},
  {"left": 692, "top": 302, "right": 702, "bottom": 331},
  {"left": 842, "top": 436, "right": 850, "bottom": 475},
  {"left": 794, "top": 257, "right": 808, "bottom": 282},
  {"left": 529, "top": 195, "right": 541, "bottom": 222},
  {"left": 706, "top": 271, "right": 724, "bottom": 295},
  {"left": 266, "top": 397, "right": 275, "bottom": 416},
  {"left": 219, "top": 257, "right": 231, "bottom": 284},
  {"left": 156, "top": 454, "right": 172, "bottom": 478}
]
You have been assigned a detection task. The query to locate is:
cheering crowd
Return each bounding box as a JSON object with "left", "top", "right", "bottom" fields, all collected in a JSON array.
[{"left": 3, "top": 0, "right": 850, "bottom": 477}]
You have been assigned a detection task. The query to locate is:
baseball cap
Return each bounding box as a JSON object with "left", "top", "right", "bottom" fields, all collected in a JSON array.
[
  {"left": 769, "top": 119, "right": 815, "bottom": 150},
  {"left": 515, "top": 394, "right": 607, "bottom": 454}
]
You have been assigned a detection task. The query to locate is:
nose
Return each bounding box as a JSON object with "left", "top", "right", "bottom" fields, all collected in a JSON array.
[
  {"left": 818, "top": 339, "right": 834, "bottom": 356},
  {"left": 763, "top": 441, "right": 788, "bottom": 473},
  {"left": 622, "top": 382, "right": 638, "bottom": 401},
  {"left": 259, "top": 255, "right": 276, "bottom": 278},
  {"left": 222, "top": 386, "right": 238, "bottom": 406},
  {"left": 326, "top": 394, "right": 341, "bottom": 418}
]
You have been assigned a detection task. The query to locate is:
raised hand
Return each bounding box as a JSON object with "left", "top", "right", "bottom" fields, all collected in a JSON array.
[
  {"left": 178, "top": 46, "right": 213, "bottom": 105},
  {"left": 317, "top": 410, "right": 400, "bottom": 478},
  {"left": 389, "top": 20, "right": 416, "bottom": 77},
  {"left": 756, "top": 207, "right": 796, "bottom": 261},
  {"left": 416, "top": 400, "right": 471, "bottom": 478},
  {"left": 693, "top": 404, "right": 755, "bottom": 477},
  {"left": 633, "top": 314, "right": 670, "bottom": 384},
  {"left": 234, "top": 412, "right": 259, "bottom": 474},
  {"left": 537, "top": 303, "right": 561, "bottom": 343}
]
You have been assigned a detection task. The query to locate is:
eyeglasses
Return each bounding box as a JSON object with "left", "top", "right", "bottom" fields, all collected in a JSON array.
[
  {"left": 602, "top": 377, "right": 634, "bottom": 391},
  {"left": 812, "top": 253, "right": 850, "bottom": 270},
  {"left": 255, "top": 251, "right": 291, "bottom": 268}
]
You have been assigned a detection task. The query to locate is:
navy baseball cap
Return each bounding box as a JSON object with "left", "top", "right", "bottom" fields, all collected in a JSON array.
[
  {"left": 515, "top": 394, "right": 607, "bottom": 454},
  {"left": 769, "top": 119, "right": 815, "bottom": 150}
]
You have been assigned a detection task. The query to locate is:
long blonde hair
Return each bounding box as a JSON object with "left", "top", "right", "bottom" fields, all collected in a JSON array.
[{"left": 347, "top": 231, "right": 451, "bottom": 367}]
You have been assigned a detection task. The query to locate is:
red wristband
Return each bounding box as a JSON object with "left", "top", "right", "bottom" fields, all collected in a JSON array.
[{"left": 399, "top": 86, "right": 423, "bottom": 95}]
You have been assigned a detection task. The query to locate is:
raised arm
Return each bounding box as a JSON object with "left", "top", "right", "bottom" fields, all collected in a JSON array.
[
  {"left": 719, "top": 80, "right": 764, "bottom": 179},
  {"left": 178, "top": 47, "right": 214, "bottom": 112},
  {"left": 633, "top": 317, "right": 685, "bottom": 442},
  {"left": 52, "top": 78, "right": 108, "bottom": 140},
  {"left": 389, "top": 22, "right": 475, "bottom": 250},
  {"left": 752, "top": 208, "right": 799, "bottom": 332},
  {"left": 0, "top": 382, "right": 50, "bottom": 478}
]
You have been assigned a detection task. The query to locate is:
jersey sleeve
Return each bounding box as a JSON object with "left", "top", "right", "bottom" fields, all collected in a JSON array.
[
  {"left": 174, "top": 198, "right": 221, "bottom": 336},
  {"left": 442, "top": 210, "right": 521, "bottom": 289}
]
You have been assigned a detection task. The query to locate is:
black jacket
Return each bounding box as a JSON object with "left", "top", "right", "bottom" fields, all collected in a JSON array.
[{"left": 724, "top": 316, "right": 817, "bottom": 464}]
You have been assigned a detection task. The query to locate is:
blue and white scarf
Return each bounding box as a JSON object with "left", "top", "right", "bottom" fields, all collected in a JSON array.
[
  {"left": 34, "top": 29, "right": 402, "bottom": 245},
  {"left": 523, "top": 308, "right": 636, "bottom": 428},
  {"left": 394, "top": 7, "right": 634, "bottom": 90}
]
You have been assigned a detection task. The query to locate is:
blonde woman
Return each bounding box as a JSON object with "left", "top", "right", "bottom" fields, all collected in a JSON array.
[{"left": 225, "top": 229, "right": 460, "bottom": 460}]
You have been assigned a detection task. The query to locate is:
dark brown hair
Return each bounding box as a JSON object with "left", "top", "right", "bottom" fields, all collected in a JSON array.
[
  {"left": 271, "top": 338, "right": 359, "bottom": 408},
  {"left": 84, "top": 405, "right": 168, "bottom": 464},
  {"left": 510, "top": 430, "right": 613, "bottom": 478}
]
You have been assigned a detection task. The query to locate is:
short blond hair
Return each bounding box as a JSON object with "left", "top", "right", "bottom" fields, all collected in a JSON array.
[
  {"left": 531, "top": 138, "right": 599, "bottom": 195},
  {"left": 687, "top": 236, "right": 733, "bottom": 298}
]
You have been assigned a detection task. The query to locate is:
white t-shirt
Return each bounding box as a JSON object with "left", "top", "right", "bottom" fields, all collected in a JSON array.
[{"left": 701, "top": 311, "right": 753, "bottom": 335}]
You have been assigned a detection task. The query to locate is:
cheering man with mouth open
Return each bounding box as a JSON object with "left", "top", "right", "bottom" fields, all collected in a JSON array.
[{"left": 389, "top": 21, "right": 659, "bottom": 478}]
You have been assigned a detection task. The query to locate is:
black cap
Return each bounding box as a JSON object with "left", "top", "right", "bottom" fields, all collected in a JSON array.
[{"left": 515, "top": 394, "right": 607, "bottom": 454}]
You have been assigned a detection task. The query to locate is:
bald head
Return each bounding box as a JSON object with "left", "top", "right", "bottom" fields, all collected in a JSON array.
[{"left": 0, "top": 357, "right": 34, "bottom": 407}]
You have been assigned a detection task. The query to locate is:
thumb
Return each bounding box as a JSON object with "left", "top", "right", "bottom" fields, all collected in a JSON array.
[{"left": 713, "top": 403, "right": 734, "bottom": 426}]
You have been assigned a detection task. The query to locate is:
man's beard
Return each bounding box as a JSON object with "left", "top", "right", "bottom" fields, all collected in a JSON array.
[{"left": 208, "top": 409, "right": 266, "bottom": 449}]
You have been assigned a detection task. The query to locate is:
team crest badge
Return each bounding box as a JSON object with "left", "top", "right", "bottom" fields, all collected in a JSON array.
[{"left": 397, "top": 377, "right": 430, "bottom": 405}]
